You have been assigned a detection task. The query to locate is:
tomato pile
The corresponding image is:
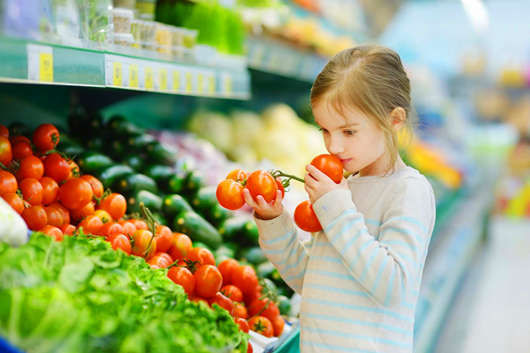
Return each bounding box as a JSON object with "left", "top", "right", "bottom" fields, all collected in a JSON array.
[{"left": 216, "top": 154, "right": 343, "bottom": 233}]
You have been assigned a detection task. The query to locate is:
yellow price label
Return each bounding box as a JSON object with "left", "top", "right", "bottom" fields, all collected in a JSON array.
[
  {"left": 185, "top": 72, "right": 193, "bottom": 93},
  {"left": 145, "top": 67, "right": 154, "bottom": 90},
  {"left": 208, "top": 76, "right": 215, "bottom": 94},
  {"left": 159, "top": 69, "right": 168, "bottom": 91},
  {"left": 173, "top": 70, "right": 180, "bottom": 91},
  {"left": 129, "top": 64, "right": 139, "bottom": 88},
  {"left": 39, "top": 52, "right": 53, "bottom": 82},
  {"left": 112, "top": 62, "right": 123, "bottom": 86},
  {"left": 197, "top": 73, "right": 204, "bottom": 94},
  {"left": 224, "top": 75, "right": 233, "bottom": 95}
]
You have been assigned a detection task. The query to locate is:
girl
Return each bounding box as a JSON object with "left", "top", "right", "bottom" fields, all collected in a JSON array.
[{"left": 243, "top": 45, "right": 436, "bottom": 353}]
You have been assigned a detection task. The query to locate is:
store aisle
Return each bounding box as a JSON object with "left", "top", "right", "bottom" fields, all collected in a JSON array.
[{"left": 434, "top": 217, "right": 530, "bottom": 353}]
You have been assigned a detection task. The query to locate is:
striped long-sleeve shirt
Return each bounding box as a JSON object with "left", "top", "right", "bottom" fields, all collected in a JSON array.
[{"left": 255, "top": 166, "right": 436, "bottom": 353}]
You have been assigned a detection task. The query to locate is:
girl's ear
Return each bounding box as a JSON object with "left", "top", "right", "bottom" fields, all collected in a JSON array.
[{"left": 390, "top": 107, "right": 407, "bottom": 129}]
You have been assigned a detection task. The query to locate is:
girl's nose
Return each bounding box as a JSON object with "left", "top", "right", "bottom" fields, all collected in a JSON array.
[{"left": 328, "top": 136, "right": 344, "bottom": 154}]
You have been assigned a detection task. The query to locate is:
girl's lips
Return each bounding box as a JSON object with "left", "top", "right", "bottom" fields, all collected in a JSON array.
[{"left": 340, "top": 158, "right": 352, "bottom": 164}]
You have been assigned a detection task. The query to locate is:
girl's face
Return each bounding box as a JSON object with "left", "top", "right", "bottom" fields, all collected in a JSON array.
[{"left": 312, "top": 99, "right": 389, "bottom": 177}]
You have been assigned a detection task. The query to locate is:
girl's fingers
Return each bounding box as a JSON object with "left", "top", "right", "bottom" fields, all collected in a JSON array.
[
  {"left": 306, "top": 164, "right": 328, "bottom": 181},
  {"left": 304, "top": 173, "right": 317, "bottom": 189},
  {"left": 256, "top": 195, "right": 268, "bottom": 209},
  {"left": 243, "top": 188, "right": 258, "bottom": 208},
  {"left": 273, "top": 190, "right": 283, "bottom": 208}
]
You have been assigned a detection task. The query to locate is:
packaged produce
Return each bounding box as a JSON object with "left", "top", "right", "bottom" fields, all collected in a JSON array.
[
  {"left": 111, "top": 7, "right": 134, "bottom": 34},
  {"left": 131, "top": 19, "right": 156, "bottom": 50},
  {"left": 113, "top": 32, "right": 133, "bottom": 46},
  {"left": 155, "top": 22, "right": 172, "bottom": 56},
  {"left": 80, "top": 0, "right": 113, "bottom": 45},
  {"left": 182, "top": 28, "right": 198, "bottom": 49},
  {"left": 113, "top": 0, "right": 136, "bottom": 9},
  {"left": 136, "top": 0, "right": 156, "bottom": 20}
]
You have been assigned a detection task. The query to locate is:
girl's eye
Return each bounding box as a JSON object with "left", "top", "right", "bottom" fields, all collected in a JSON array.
[
  {"left": 319, "top": 128, "right": 329, "bottom": 134},
  {"left": 344, "top": 130, "right": 355, "bottom": 136}
]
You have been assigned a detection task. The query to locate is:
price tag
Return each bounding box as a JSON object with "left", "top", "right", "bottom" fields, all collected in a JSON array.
[
  {"left": 145, "top": 67, "right": 154, "bottom": 90},
  {"left": 208, "top": 75, "right": 215, "bottom": 94},
  {"left": 129, "top": 64, "right": 139, "bottom": 88},
  {"left": 173, "top": 70, "right": 181, "bottom": 91},
  {"left": 197, "top": 72, "right": 204, "bottom": 94},
  {"left": 223, "top": 75, "right": 233, "bottom": 96},
  {"left": 27, "top": 45, "right": 54, "bottom": 82},
  {"left": 185, "top": 71, "right": 193, "bottom": 93},
  {"left": 113, "top": 62, "right": 123, "bottom": 86},
  {"left": 159, "top": 68, "right": 168, "bottom": 91},
  {"left": 39, "top": 53, "right": 53, "bottom": 82}
]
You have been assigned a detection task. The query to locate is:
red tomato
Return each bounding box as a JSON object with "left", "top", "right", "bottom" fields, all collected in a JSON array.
[
  {"left": 0, "top": 171, "right": 17, "bottom": 195},
  {"left": 70, "top": 201, "right": 95, "bottom": 222},
  {"left": 119, "top": 220, "right": 137, "bottom": 237},
  {"left": 99, "top": 193, "right": 126, "bottom": 220},
  {"left": 248, "top": 298, "right": 280, "bottom": 322},
  {"left": 32, "top": 124, "right": 60, "bottom": 152},
  {"left": 0, "top": 125, "right": 8, "bottom": 138},
  {"left": 168, "top": 233, "right": 192, "bottom": 261},
  {"left": 2, "top": 192, "right": 24, "bottom": 214},
  {"left": 194, "top": 264, "right": 223, "bottom": 298},
  {"left": 43, "top": 153, "right": 71, "bottom": 183},
  {"left": 232, "top": 265, "right": 258, "bottom": 297},
  {"left": 49, "top": 202, "right": 70, "bottom": 225},
  {"left": 40, "top": 177, "right": 59, "bottom": 205},
  {"left": 39, "top": 225, "right": 63, "bottom": 241},
  {"left": 247, "top": 342, "right": 253, "bottom": 353},
  {"left": 147, "top": 252, "right": 173, "bottom": 268},
  {"left": 59, "top": 178, "right": 93, "bottom": 210},
  {"left": 226, "top": 169, "right": 248, "bottom": 182},
  {"left": 19, "top": 178, "right": 43, "bottom": 205},
  {"left": 110, "top": 234, "right": 132, "bottom": 254},
  {"left": 0, "top": 137, "right": 12, "bottom": 166},
  {"left": 10, "top": 135, "right": 30, "bottom": 145},
  {"left": 17, "top": 155, "right": 44, "bottom": 180},
  {"left": 311, "top": 154, "right": 343, "bottom": 183},
  {"left": 216, "top": 179, "right": 245, "bottom": 210},
  {"left": 22, "top": 205, "right": 47, "bottom": 230},
  {"left": 209, "top": 292, "right": 234, "bottom": 313},
  {"left": 67, "top": 160, "right": 80, "bottom": 179},
  {"left": 167, "top": 265, "right": 195, "bottom": 296},
  {"left": 275, "top": 178, "right": 285, "bottom": 198},
  {"left": 221, "top": 285, "right": 243, "bottom": 302},
  {"left": 246, "top": 170, "right": 278, "bottom": 203},
  {"left": 217, "top": 258, "right": 240, "bottom": 286},
  {"left": 12, "top": 141, "right": 32, "bottom": 160},
  {"left": 60, "top": 223, "right": 76, "bottom": 236},
  {"left": 235, "top": 317, "right": 250, "bottom": 333},
  {"left": 78, "top": 215, "right": 103, "bottom": 235},
  {"left": 131, "top": 219, "right": 148, "bottom": 230},
  {"left": 272, "top": 315, "right": 285, "bottom": 336},
  {"left": 294, "top": 200, "right": 322, "bottom": 232},
  {"left": 154, "top": 225, "right": 174, "bottom": 253},
  {"left": 244, "top": 285, "right": 263, "bottom": 307},
  {"left": 187, "top": 247, "right": 215, "bottom": 266},
  {"left": 44, "top": 205, "right": 64, "bottom": 227},
  {"left": 80, "top": 175, "right": 104, "bottom": 199},
  {"left": 99, "top": 221, "right": 124, "bottom": 238},
  {"left": 232, "top": 302, "right": 248, "bottom": 319},
  {"left": 131, "top": 229, "right": 156, "bottom": 258},
  {"left": 248, "top": 316, "right": 274, "bottom": 337}
]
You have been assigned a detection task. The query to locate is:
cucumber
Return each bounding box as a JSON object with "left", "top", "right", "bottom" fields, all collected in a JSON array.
[
  {"left": 114, "top": 173, "right": 158, "bottom": 196},
  {"left": 151, "top": 212, "right": 167, "bottom": 226},
  {"left": 214, "top": 245, "right": 235, "bottom": 264},
  {"left": 181, "top": 171, "right": 204, "bottom": 198},
  {"left": 146, "top": 142, "right": 176, "bottom": 165},
  {"left": 162, "top": 194, "right": 193, "bottom": 220},
  {"left": 219, "top": 216, "right": 259, "bottom": 245},
  {"left": 191, "top": 187, "right": 229, "bottom": 227},
  {"left": 86, "top": 137, "right": 104, "bottom": 151},
  {"left": 123, "top": 155, "right": 145, "bottom": 172},
  {"left": 98, "top": 164, "right": 134, "bottom": 189},
  {"left": 77, "top": 152, "right": 114, "bottom": 175},
  {"left": 241, "top": 247, "right": 267, "bottom": 265},
  {"left": 106, "top": 115, "right": 143, "bottom": 139},
  {"left": 168, "top": 174, "right": 185, "bottom": 194},
  {"left": 144, "top": 164, "right": 174, "bottom": 191},
  {"left": 173, "top": 211, "right": 222, "bottom": 250},
  {"left": 257, "top": 261, "right": 275, "bottom": 279},
  {"left": 278, "top": 295, "right": 291, "bottom": 316},
  {"left": 127, "top": 134, "right": 157, "bottom": 153},
  {"left": 192, "top": 242, "right": 211, "bottom": 251},
  {"left": 128, "top": 190, "right": 163, "bottom": 214},
  {"left": 61, "top": 145, "right": 84, "bottom": 158}
]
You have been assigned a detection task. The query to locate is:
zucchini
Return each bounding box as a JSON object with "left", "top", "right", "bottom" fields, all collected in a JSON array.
[
  {"left": 98, "top": 164, "right": 134, "bottom": 189},
  {"left": 162, "top": 194, "right": 193, "bottom": 220},
  {"left": 218, "top": 216, "right": 259, "bottom": 245},
  {"left": 128, "top": 190, "right": 163, "bottom": 214},
  {"left": 173, "top": 211, "right": 222, "bottom": 250},
  {"left": 77, "top": 152, "right": 114, "bottom": 175},
  {"left": 144, "top": 164, "right": 174, "bottom": 191},
  {"left": 114, "top": 173, "right": 158, "bottom": 196}
]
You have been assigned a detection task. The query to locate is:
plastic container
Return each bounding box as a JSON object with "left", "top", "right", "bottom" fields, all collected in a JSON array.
[
  {"left": 112, "top": 8, "right": 134, "bottom": 34},
  {"left": 155, "top": 23, "right": 171, "bottom": 56},
  {"left": 113, "top": 33, "right": 134, "bottom": 46},
  {"left": 113, "top": 0, "right": 136, "bottom": 9},
  {"left": 136, "top": 0, "right": 156, "bottom": 20},
  {"left": 182, "top": 28, "right": 198, "bottom": 49}
]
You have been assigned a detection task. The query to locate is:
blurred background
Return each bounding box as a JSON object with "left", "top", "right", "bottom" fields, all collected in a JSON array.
[{"left": 0, "top": 0, "right": 528, "bottom": 352}]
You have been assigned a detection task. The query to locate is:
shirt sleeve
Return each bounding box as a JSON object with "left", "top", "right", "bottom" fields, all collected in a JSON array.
[
  {"left": 254, "top": 210, "right": 310, "bottom": 294},
  {"left": 312, "top": 177, "right": 436, "bottom": 307}
]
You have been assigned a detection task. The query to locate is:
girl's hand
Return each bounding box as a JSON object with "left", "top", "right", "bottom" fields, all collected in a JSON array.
[
  {"left": 243, "top": 188, "right": 283, "bottom": 220},
  {"left": 304, "top": 164, "right": 348, "bottom": 204}
]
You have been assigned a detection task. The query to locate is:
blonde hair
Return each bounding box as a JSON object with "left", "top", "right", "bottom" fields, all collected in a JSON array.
[{"left": 310, "top": 45, "right": 414, "bottom": 172}]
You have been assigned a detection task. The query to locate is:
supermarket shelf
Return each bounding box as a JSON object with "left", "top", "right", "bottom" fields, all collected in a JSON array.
[
  {"left": 0, "top": 36, "right": 250, "bottom": 100},
  {"left": 247, "top": 36, "right": 327, "bottom": 82}
]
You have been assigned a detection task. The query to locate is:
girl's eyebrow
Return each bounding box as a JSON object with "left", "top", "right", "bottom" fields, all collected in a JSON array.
[{"left": 338, "top": 123, "right": 359, "bottom": 128}]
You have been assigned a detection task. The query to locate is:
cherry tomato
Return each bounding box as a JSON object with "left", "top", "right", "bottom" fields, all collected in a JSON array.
[
  {"left": 10, "top": 135, "right": 30, "bottom": 145},
  {"left": 60, "top": 223, "right": 76, "bottom": 236},
  {"left": 154, "top": 225, "right": 174, "bottom": 253},
  {"left": 194, "top": 264, "right": 223, "bottom": 298},
  {"left": 217, "top": 258, "right": 239, "bottom": 286},
  {"left": 232, "top": 265, "right": 258, "bottom": 297},
  {"left": 110, "top": 234, "right": 132, "bottom": 254},
  {"left": 248, "top": 316, "right": 274, "bottom": 337},
  {"left": 12, "top": 141, "right": 32, "bottom": 160},
  {"left": 235, "top": 317, "right": 250, "bottom": 333},
  {"left": 32, "top": 124, "right": 60, "bottom": 152},
  {"left": 209, "top": 292, "right": 234, "bottom": 313},
  {"left": 248, "top": 298, "right": 280, "bottom": 322},
  {"left": 99, "top": 193, "right": 126, "bottom": 220},
  {"left": 221, "top": 284, "right": 243, "bottom": 302},
  {"left": 226, "top": 169, "right": 248, "bottom": 182},
  {"left": 131, "top": 219, "right": 148, "bottom": 230},
  {"left": 2, "top": 192, "right": 24, "bottom": 214},
  {"left": 246, "top": 170, "right": 278, "bottom": 203},
  {"left": 39, "top": 225, "right": 63, "bottom": 241},
  {"left": 17, "top": 155, "right": 44, "bottom": 180},
  {"left": 67, "top": 160, "right": 80, "bottom": 179},
  {"left": 272, "top": 315, "right": 285, "bottom": 337},
  {"left": 168, "top": 265, "right": 196, "bottom": 296},
  {"left": 0, "top": 171, "right": 17, "bottom": 195},
  {"left": 119, "top": 220, "right": 137, "bottom": 237},
  {"left": 216, "top": 179, "right": 245, "bottom": 210},
  {"left": 232, "top": 302, "right": 248, "bottom": 319},
  {"left": 40, "top": 177, "right": 59, "bottom": 205},
  {"left": 49, "top": 202, "right": 70, "bottom": 225},
  {"left": 59, "top": 178, "right": 93, "bottom": 210},
  {"left": 78, "top": 214, "right": 103, "bottom": 235},
  {"left": 0, "top": 137, "right": 12, "bottom": 166},
  {"left": 44, "top": 205, "right": 64, "bottom": 227},
  {"left": 99, "top": 221, "right": 124, "bottom": 238},
  {"left": 187, "top": 247, "right": 215, "bottom": 266},
  {"left": 70, "top": 201, "right": 95, "bottom": 222},
  {"left": 275, "top": 178, "right": 285, "bottom": 198},
  {"left": 244, "top": 285, "right": 263, "bottom": 307},
  {"left": 148, "top": 252, "right": 173, "bottom": 268},
  {"left": 43, "top": 153, "right": 71, "bottom": 182},
  {"left": 311, "top": 154, "right": 343, "bottom": 183},
  {"left": 19, "top": 178, "right": 43, "bottom": 205},
  {"left": 94, "top": 209, "right": 112, "bottom": 223},
  {"left": 294, "top": 200, "right": 322, "bottom": 232},
  {"left": 80, "top": 175, "right": 103, "bottom": 199},
  {"left": 168, "top": 233, "right": 192, "bottom": 261},
  {"left": 131, "top": 229, "right": 156, "bottom": 258},
  {"left": 0, "top": 125, "right": 8, "bottom": 138},
  {"left": 22, "top": 205, "right": 47, "bottom": 230}
]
